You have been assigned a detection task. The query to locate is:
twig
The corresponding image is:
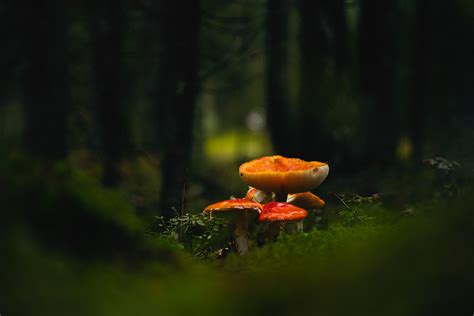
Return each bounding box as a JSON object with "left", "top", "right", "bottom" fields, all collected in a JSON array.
[{"left": 334, "top": 193, "right": 351, "bottom": 210}]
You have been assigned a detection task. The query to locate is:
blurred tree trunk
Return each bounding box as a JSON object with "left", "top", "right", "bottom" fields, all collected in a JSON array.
[
  {"left": 265, "top": 0, "right": 294, "bottom": 156},
  {"left": 328, "top": 0, "right": 348, "bottom": 72},
  {"left": 409, "top": 0, "right": 474, "bottom": 160},
  {"left": 357, "top": 0, "right": 400, "bottom": 165},
  {"left": 409, "top": 0, "right": 428, "bottom": 163},
  {"left": 298, "top": 0, "right": 331, "bottom": 161},
  {"left": 89, "top": 0, "right": 132, "bottom": 187},
  {"left": 0, "top": 1, "right": 22, "bottom": 106},
  {"left": 22, "top": 0, "right": 70, "bottom": 160},
  {"left": 156, "top": 1, "right": 201, "bottom": 219}
]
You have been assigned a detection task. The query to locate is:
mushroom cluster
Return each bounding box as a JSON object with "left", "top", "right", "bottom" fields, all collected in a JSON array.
[{"left": 203, "top": 155, "right": 329, "bottom": 255}]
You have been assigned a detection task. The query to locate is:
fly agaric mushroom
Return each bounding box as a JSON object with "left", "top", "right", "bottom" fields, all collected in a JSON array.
[
  {"left": 239, "top": 155, "right": 329, "bottom": 202},
  {"left": 257, "top": 202, "right": 308, "bottom": 241},
  {"left": 240, "top": 155, "right": 328, "bottom": 239},
  {"left": 203, "top": 198, "right": 262, "bottom": 255},
  {"left": 245, "top": 186, "right": 271, "bottom": 204},
  {"left": 287, "top": 192, "right": 325, "bottom": 232}
]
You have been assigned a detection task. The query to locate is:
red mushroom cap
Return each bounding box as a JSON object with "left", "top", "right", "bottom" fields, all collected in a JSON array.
[
  {"left": 204, "top": 198, "right": 263, "bottom": 213},
  {"left": 257, "top": 202, "right": 307, "bottom": 222}
]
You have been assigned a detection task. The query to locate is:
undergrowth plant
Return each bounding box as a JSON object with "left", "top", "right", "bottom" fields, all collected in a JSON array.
[
  {"left": 154, "top": 211, "right": 228, "bottom": 259},
  {"left": 422, "top": 157, "right": 462, "bottom": 198},
  {"left": 333, "top": 193, "right": 380, "bottom": 226}
]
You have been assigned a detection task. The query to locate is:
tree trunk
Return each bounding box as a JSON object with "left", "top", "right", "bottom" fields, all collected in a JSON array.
[
  {"left": 357, "top": 0, "right": 400, "bottom": 165},
  {"left": 298, "top": 0, "right": 330, "bottom": 161},
  {"left": 409, "top": 0, "right": 428, "bottom": 163},
  {"left": 265, "top": 0, "right": 294, "bottom": 156},
  {"left": 89, "top": 0, "right": 132, "bottom": 187},
  {"left": 156, "top": 1, "right": 201, "bottom": 219},
  {"left": 22, "top": 0, "right": 70, "bottom": 160},
  {"left": 0, "top": 1, "right": 23, "bottom": 106},
  {"left": 329, "top": 0, "right": 348, "bottom": 73}
]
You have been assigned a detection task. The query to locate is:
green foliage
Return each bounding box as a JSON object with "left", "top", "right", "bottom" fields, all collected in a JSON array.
[
  {"left": 204, "top": 129, "right": 271, "bottom": 164},
  {"left": 0, "top": 151, "right": 179, "bottom": 261},
  {"left": 379, "top": 156, "right": 471, "bottom": 210},
  {"left": 1, "top": 227, "right": 225, "bottom": 316},
  {"left": 120, "top": 155, "right": 162, "bottom": 220},
  {"left": 225, "top": 222, "right": 390, "bottom": 273},
  {"left": 153, "top": 211, "right": 228, "bottom": 259},
  {"left": 333, "top": 192, "right": 380, "bottom": 226},
  {"left": 422, "top": 156, "right": 462, "bottom": 198}
]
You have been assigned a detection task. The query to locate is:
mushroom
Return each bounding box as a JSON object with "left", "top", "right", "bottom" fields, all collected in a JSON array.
[
  {"left": 239, "top": 155, "right": 329, "bottom": 201},
  {"left": 287, "top": 192, "right": 325, "bottom": 209},
  {"left": 287, "top": 192, "right": 325, "bottom": 232},
  {"left": 257, "top": 202, "right": 308, "bottom": 241},
  {"left": 239, "top": 155, "right": 329, "bottom": 234},
  {"left": 203, "top": 198, "right": 262, "bottom": 255},
  {"left": 245, "top": 186, "right": 271, "bottom": 204}
]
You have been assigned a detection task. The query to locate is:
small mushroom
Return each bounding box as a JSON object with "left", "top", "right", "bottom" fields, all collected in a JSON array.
[
  {"left": 287, "top": 192, "right": 325, "bottom": 209},
  {"left": 245, "top": 186, "right": 271, "bottom": 204},
  {"left": 257, "top": 202, "right": 308, "bottom": 241},
  {"left": 287, "top": 192, "right": 325, "bottom": 232},
  {"left": 203, "top": 198, "right": 262, "bottom": 255}
]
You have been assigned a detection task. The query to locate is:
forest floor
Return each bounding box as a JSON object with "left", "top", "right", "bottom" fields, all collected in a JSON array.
[{"left": 2, "top": 155, "right": 473, "bottom": 315}]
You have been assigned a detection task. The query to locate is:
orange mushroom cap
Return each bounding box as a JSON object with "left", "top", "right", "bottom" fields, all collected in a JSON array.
[
  {"left": 287, "top": 192, "right": 325, "bottom": 209},
  {"left": 239, "top": 155, "right": 329, "bottom": 193},
  {"left": 204, "top": 198, "right": 263, "bottom": 213},
  {"left": 257, "top": 202, "right": 307, "bottom": 222}
]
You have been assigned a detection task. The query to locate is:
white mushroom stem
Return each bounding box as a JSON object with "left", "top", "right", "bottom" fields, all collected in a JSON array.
[
  {"left": 234, "top": 210, "right": 249, "bottom": 255},
  {"left": 295, "top": 220, "right": 304, "bottom": 232},
  {"left": 284, "top": 220, "right": 303, "bottom": 233}
]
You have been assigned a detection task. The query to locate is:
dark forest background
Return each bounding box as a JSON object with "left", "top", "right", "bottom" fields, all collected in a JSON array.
[{"left": 1, "top": 0, "right": 474, "bottom": 315}]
